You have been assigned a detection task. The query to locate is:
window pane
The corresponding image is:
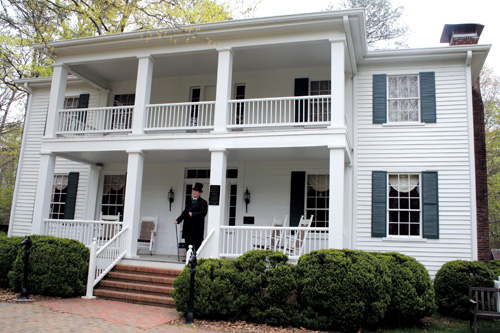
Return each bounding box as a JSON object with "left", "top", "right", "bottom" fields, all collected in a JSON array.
[
  {"left": 410, "top": 199, "right": 420, "bottom": 209},
  {"left": 389, "top": 223, "right": 398, "bottom": 235},
  {"left": 400, "top": 223, "right": 409, "bottom": 235},
  {"left": 389, "top": 211, "right": 399, "bottom": 222},
  {"left": 410, "top": 223, "right": 420, "bottom": 235},
  {"left": 410, "top": 211, "right": 420, "bottom": 222},
  {"left": 388, "top": 77, "right": 398, "bottom": 98}
]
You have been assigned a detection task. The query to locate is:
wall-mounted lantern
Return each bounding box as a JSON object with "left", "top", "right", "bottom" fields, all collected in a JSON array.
[
  {"left": 244, "top": 187, "right": 251, "bottom": 213},
  {"left": 168, "top": 187, "right": 175, "bottom": 211}
]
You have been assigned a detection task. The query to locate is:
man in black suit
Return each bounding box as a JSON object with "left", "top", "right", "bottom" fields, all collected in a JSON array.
[{"left": 173, "top": 182, "right": 208, "bottom": 251}]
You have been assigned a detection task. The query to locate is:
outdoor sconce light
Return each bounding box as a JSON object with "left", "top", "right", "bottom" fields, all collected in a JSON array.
[
  {"left": 168, "top": 187, "right": 175, "bottom": 211},
  {"left": 244, "top": 187, "right": 251, "bottom": 213}
]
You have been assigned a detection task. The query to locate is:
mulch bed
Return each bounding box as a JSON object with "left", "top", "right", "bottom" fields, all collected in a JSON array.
[{"left": 0, "top": 287, "right": 61, "bottom": 303}]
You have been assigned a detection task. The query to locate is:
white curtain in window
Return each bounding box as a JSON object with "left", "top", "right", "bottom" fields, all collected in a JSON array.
[
  {"left": 308, "top": 175, "right": 329, "bottom": 192},
  {"left": 389, "top": 174, "right": 419, "bottom": 193},
  {"left": 53, "top": 175, "right": 69, "bottom": 191},
  {"left": 103, "top": 175, "right": 126, "bottom": 195}
]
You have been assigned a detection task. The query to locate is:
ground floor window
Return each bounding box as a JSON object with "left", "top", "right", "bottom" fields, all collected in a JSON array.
[
  {"left": 101, "top": 175, "right": 126, "bottom": 220},
  {"left": 306, "top": 174, "right": 329, "bottom": 228},
  {"left": 50, "top": 174, "right": 68, "bottom": 219},
  {"left": 388, "top": 173, "right": 421, "bottom": 236}
]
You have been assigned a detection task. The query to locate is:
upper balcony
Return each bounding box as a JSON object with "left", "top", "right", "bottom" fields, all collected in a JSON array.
[
  {"left": 42, "top": 12, "right": 360, "bottom": 142},
  {"left": 56, "top": 95, "right": 332, "bottom": 136}
]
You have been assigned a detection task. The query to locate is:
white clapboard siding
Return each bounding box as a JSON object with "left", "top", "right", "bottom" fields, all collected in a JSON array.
[
  {"left": 10, "top": 87, "right": 93, "bottom": 236},
  {"left": 354, "top": 65, "right": 474, "bottom": 277}
]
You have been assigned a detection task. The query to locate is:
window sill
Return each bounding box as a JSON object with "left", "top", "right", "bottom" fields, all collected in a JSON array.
[
  {"left": 382, "top": 122, "right": 425, "bottom": 127},
  {"left": 382, "top": 237, "right": 428, "bottom": 242}
]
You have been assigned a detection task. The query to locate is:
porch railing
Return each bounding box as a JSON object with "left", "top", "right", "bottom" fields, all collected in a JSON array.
[
  {"left": 228, "top": 95, "right": 331, "bottom": 128},
  {"left": 83, "top": 226, "right": 128, "bottom": 299},
  {"left": 145, "top": 101, "right": 215, "bottom": 131},
  {"left": 57, "top": 106, "right": 134, "bottom": 136},
  {"left": 44, "top": 219, "right": 123, "bottom": 247},
  {"left": 220, "top": 225, "right": 329, "bottom": 261}
]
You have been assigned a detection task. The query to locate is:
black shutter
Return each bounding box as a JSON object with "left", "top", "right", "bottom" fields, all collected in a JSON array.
[
  {"left": 294, "top": 78, "right": 309, "bottom": 122},
  {"left": 420, "top": 72, "right": 436, "bottom": 123},
  {"left": 63, "top": 172, "right": 79, "bottom": 220},
  {"left": 290, "top": 171, "right": 306, "bottom": 227},
  {"left": 373, "top": 74, "right": 387, "bottom": 124},
  {"left": 78, "top": 94, "right": 90, "bottom": 108},
  {"left": 422, "top": 171, "right": 439, "bottom": 239},
  {"left": 372, "top": 171, "right": 387, "bottom": 237}
]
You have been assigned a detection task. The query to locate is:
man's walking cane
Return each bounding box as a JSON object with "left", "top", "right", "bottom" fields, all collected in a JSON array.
[{"left": 175, "top": 222, "right": 180, "bottom": 262}]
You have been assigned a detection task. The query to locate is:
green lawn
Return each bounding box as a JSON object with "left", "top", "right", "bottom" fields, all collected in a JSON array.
[{"left": 383, "top": 313, "right": 500, "bottom": 332}]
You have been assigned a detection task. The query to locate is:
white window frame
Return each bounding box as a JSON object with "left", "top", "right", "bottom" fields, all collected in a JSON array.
[
  {"left": 306, "top": 174, "right": 329, "bottom": 228},
  {"left": 387, "top": 74, "right": 421, "bottom": 123},
  {"left": 64, "top": 97, "right": 80, "bottom": 110},
  {"left": 386, "top": 172, "right": 422, "bottom": 238},
  {"left": 50, "top": 174, "right": 69, "bottom": 220},
  {"left": 100, "top": 174, "right": 126, "bottom": 220}
]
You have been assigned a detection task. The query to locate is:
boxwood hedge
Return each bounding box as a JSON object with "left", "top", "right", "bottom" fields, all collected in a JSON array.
[{"left": 7, "top": 235, "right": 89, "bottom": 297}]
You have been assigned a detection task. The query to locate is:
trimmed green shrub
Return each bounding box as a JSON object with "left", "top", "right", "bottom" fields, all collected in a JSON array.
[
  {"left": 374, "top": 252, "right": 435, "bottom": 327},
  {"left": 294, "top": 249, "right": 390, "bottom": 332},
  {"left": 233, "top": 250, "right": 296, "bottom": 326},
  {"left": 8, "top": 235, "right": 89, "bottom": 297},
  {"left": 489, "top": 260, "right": 500, "bottom": 279},
  {"left": 0, "top": 236, "right": 24, "bottom": 288},
  {"left": 434, "top": 260, "right": 494, "bottom": 319},
  {"left": 172, "top": 258, "right": 240, "bottom": 320}
]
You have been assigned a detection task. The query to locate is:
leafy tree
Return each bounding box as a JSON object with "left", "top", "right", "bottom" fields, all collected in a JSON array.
[
  {"left": 482, "top": 66, "right": 500, "bottom": 248},
  {"left": 331, "top": 0, "right": 408, "bottom": 47}
]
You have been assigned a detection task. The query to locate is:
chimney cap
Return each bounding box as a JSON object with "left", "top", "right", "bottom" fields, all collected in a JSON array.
[{"left": 440, "top": 23, "right": 484, "bottom": 43}]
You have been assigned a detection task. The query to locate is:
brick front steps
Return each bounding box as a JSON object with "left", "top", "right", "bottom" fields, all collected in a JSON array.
[{"left": 93, "top": 264, "right": 183, "bottom": 307}]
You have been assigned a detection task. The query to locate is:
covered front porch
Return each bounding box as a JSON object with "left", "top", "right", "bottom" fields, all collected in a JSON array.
[{"left": 36, "top": 143, "right": 351, "bottom": 262}]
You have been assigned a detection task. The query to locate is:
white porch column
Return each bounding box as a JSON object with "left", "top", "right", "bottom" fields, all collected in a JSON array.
[
  {"left": 123, "top": 149, "right": 145, "bottom": 257},
  {"left": 32, "top": 152, "right": 56, "bottom": 234},
  {"left": 205, "top": 148, "right": 228, "bottom": 258},
  {"left": 85, "top": 165, "right": 102, "bottom": 220},
  {"left": 329, "top": 147, "right": 345, "bottom": 249},
  {"left": 45, "top": 64, "right": 68, "bottom": 138},
  {"left": 213, "top": 48, "right": 233, "bottom": 133},
  {"left": 132, "top": 56, "right": 154, "bottom": 135},
  {"left": 330, "top": 39, "right": 346, "bottom": 127}
]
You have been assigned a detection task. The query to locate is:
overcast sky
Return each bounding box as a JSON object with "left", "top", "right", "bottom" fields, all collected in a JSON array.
[{"left": 251, "top": 0, "right": 499, "bottom": 73}]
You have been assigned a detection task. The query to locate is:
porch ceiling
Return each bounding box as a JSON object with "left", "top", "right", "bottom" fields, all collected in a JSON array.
[
  {"left": 57, "top": 146, "right": 330, "bottom": 166},
  {"left": 66, "top": 40, "right": 333, "bottom": 84}
]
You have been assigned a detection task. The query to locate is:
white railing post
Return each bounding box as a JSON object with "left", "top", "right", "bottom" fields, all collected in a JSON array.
[{"left": 82, "top": 238, "right": 97, "bottom": 299}]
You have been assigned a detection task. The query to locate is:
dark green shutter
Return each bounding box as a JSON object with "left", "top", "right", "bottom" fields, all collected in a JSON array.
[
  {"left": 373, "top": 74, "right": 387, "bottom": 124},
  {"left": 420, "top": 72, "right": 436, "bottom": 123},
  {"left": 290, "top": 171, "right": 306, "bottom": 227},
  {"left": 422, "top": 171, "right": 439, "bottom": 239},
  {"left": 372, "top": 171, "right": 387, "bottom": 237},
  {"left": 63, "top": 172, "right": 79, "bottom": 220},
  {"left": 78, "top": 94, "right": 90, "bottom": 108},
  {"left": 294, "top": 78, "right": 309, "bottom": 122}
]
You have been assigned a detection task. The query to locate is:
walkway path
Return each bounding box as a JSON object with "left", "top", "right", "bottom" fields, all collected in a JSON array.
[{"left": 0, "top": 298, "right": 207, "bottom": 332}]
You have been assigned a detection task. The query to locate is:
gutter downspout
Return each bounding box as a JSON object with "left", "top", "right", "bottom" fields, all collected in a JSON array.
[
  {"left": 465, "top": 50, "right": 478, "bottom": 260},
  {"left": 8, "top": 83, "right": 33, "bottom": 237}
]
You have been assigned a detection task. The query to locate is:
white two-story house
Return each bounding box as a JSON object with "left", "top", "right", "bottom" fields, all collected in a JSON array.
[{"left": 8, "top": 10, "right": 490, "bottom": 277}]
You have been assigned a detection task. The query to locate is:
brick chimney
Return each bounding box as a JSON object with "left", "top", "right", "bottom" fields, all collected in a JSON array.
[
  {"left": 441, "top": 23, "right": 490, "bottom": 262},
  {"left": 440, "top": 23, "right": 484, "bottom": 45}
]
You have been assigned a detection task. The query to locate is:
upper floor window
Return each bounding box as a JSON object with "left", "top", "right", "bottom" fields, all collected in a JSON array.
[
  {"left": 387, "top": 75, "right": 420, "bottom": 122},
  {"left": 373, "top": 72, "right": 436, "bottom": 124},
  {"left": 310, "top": 80, "right": 331, "bottom": 95},
  {"left": 64, "top": 97, "right": 80, "bottom": 109},
  {"left": 113, "top": 94, "right": 135, "bottom": 106}
]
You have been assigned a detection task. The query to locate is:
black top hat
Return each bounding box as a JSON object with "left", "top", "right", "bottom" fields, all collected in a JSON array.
[{"left": 193, "top": 182, "right": 204, "bottom": 193}]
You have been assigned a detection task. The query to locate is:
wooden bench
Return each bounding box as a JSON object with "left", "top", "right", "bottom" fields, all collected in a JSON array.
[{"left": 469, "top": 286, "right": 500, "bottom": 333}]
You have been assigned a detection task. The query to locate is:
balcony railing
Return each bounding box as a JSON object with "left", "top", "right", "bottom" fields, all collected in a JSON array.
[
  {"left": 228, "top": 95, "right": 331, "bottom": 128},
  {"left": 145, "top": 101, "right": 215, "bottom": 131},
  {"left": 56, "top": 96, "right": 331, "bottom": 136},
  {"left": 57, "top": 106, "right": 134, "bottom": 136}
]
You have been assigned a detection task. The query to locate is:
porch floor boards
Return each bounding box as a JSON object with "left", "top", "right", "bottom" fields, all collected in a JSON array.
[{"left": 93, "top": 264, "right": 183, "bottom": 308}]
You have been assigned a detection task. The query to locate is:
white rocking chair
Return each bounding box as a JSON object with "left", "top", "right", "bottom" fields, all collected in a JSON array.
[{"left": 137, "top": 215, "right": 158, "bottom": 255}]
